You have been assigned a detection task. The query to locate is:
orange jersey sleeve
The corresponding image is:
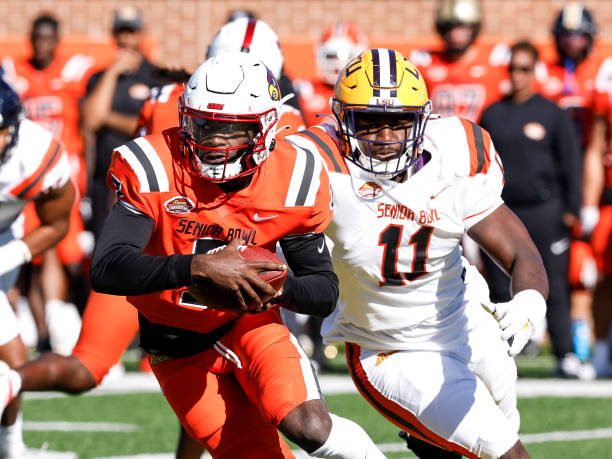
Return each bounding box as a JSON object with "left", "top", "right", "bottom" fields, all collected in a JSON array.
[{"left": 106, "top": 138, "right": 171, "bottom": 218}]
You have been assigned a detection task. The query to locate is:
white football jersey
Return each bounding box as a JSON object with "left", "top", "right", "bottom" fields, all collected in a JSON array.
[
  {"left": 0, "top": 119, "right": 71, "bottom": 231},
  {"left": 299, "top": 116, "right": 504, "bottom": 351}
]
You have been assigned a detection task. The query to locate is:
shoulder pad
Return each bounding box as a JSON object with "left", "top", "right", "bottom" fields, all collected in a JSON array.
[
  {"left": 426, "top": 117, "right": 494, "bottom": 178},
  {"left": 285, "top": 126, "right": 349, "bottom": 175},
  {"left": 113, "top": 136, "right": 171, "bottom": 193}
]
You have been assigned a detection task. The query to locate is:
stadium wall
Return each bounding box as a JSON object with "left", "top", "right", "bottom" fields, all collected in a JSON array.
[{"left": 0, "top": 0, "right": 610, "bottom": 77}]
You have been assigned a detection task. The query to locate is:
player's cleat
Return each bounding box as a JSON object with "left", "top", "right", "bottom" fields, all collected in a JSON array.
[
  {"left": 399, "top": 431, "right": 463, "bottom": 458},
  {"left": 557, "top": 353, "right": 596, "bottom": 380}
]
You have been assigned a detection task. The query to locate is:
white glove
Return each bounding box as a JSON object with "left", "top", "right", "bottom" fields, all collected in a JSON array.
[
  {"left": 580, "top": 206, "right": 599, "bottom": 237},
  {"left": 482, "top": 289, "right": 547, "bottom": 357},
  {"left": 0, "top": 239, "right": 32, "bottom": 277}
]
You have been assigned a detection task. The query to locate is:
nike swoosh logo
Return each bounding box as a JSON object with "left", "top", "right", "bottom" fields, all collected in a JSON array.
[
  {"left": 430, "top": 185, "right": 450, "bottom": 200},
  {"left": 253, "top": 213, "right": 279, "bottom": 222},
  {"left": 317, "top": 241, "right": 325, "bottom": 253}
]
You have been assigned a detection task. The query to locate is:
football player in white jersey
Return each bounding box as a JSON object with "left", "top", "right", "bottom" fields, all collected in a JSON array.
[
  {"left": 301, "top": 49, "right": 547, "bottom": 458},
  {"left": 0, "top": 76, "right": 74, "bottom": 458}
]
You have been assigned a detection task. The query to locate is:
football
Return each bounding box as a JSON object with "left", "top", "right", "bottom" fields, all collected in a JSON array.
[
  {"left": 187, "top": 245, "right": 287, "bottom": 312},
  {"left": 237, "top": 245, "right": 287, "bottom": 292}
]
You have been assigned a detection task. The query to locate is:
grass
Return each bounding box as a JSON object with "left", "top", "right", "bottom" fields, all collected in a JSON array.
[
  {"left": 21, "top": 344, "right": 609, "bottom": 458},
  {"left": 21, "top": 391, "right": 612, "bottom": 458}
]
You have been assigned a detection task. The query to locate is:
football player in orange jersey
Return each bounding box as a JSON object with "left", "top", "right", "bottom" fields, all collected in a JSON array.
[
  {"left": 87, "top": 52, "right": 384, "bottom": 458},
  {"left": 541, "top": 2, "right": 601, "bottom": 148},
  {"left": 540, "top": 2, "right": 608, "bottom": 372},
  {"left": 0, "top": 77, "right": 75, "bottom": 458},
  {"left": 3, "top": 14, "right": 92, "bottom": 355},
  {"left": 295, "top": 21, "right": 368, "bottom": 128},
  {"left": 584, "top": 87, "right": 612, "bottom": 377},
  {"left": 409, "top": 0, "right": 509, "bottom": 124},
  {"left": 0, "top": 20, "right": 314, "bottom": 458}
]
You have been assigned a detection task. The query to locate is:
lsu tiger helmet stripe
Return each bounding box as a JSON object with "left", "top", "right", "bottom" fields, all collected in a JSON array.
[{"left": 332, "top": 48, "right": 431, "bottom": 179}]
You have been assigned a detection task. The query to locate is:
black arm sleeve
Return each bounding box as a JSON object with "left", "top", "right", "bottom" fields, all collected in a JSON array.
[
  {"left": 273, "top": 232, "right": 338, "bottom": 317},
  {"left": 554, "top": 108, "right": 583, "bottom": 217},
  {"left": 90, "top": 203, "right": 194, "bottom": 295}
]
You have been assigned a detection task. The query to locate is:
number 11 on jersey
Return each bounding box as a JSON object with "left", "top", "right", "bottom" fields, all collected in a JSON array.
[{"left": 378, "top": 225, "right": 434, "bottom": 286}]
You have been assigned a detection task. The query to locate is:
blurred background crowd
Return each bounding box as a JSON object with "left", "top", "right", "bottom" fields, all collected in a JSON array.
[{"left": 0, "top": 0, "right": 610, "bottom": 386}]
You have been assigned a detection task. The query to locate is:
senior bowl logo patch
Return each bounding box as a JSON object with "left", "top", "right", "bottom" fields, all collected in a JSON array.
[
  {"left": 164, "top": 196, "right": 194, "bottom": 215},
  {"left": 358, "top": 181, "right": 382, "bottom": 199}
]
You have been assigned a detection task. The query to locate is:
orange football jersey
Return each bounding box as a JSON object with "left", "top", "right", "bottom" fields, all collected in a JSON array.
[
  {"left": 2, "top": 54, "right": 93, "bottom": 157},
  {"left": 136, "top": 83, "right": 304, "bottom": 137},
  {"left": 540, "top": 55, "right": 606, "bottom": 146},
  {"left": 410, "top": 42, "right": 510, "bottom": 122},
  {"left": 107, "top": 127, "right": 333, "bottom": 333}
]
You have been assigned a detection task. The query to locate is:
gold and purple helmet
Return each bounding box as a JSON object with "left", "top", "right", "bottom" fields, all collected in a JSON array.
[{"left": 332, "top": 48, "right": 431, "bottom": 178}]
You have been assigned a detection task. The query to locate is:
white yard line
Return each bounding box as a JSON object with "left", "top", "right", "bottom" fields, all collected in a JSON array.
[
  {"left": 24, "top": 421, "right": 138, "bottom": 432},
  {"left": 23, "top": 372, "right": 612, "bottom": 401}
]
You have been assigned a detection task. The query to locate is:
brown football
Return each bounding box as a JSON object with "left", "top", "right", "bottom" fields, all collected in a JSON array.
[
  {"left": 187, "top": 245, "right": 287, "bottom": 312},
  {"left": 237, "top": 245, "right": 287, "bottom": 292}
]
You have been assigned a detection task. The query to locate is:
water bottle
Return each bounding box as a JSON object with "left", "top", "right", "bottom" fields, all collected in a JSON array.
[{"left": 572, "top": 319, "right": 592, "bottom": 362}]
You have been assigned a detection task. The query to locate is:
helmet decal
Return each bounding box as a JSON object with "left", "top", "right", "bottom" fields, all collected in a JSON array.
[{"left": 267, "top": 68, "right": 280, "bottom": 101}]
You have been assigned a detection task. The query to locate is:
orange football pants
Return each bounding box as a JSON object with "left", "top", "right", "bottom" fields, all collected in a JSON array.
[
  {"left": 72, "top": 291, "right": 139, "bottom": 384},
  {"left": 150, "top": 308, "right": 321, "bottom": 459},
  {"left": 592, "top": 205, "right": 612, "bottom": 275}
]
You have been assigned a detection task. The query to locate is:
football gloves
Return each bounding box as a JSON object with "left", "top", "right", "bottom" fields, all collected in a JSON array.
[{"left": 482, "top": 289, "right": 547, "bottom": 357}]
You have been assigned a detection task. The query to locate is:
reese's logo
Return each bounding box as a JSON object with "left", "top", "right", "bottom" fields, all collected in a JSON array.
[
  {"left": 358, "top": 181, "right": 382, "bottom": 199},
  {"left": 164, "top": 196, "right": 194, "bottom": 215}
]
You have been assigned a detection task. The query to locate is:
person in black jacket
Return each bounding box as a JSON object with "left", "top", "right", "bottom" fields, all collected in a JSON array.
[
  {"left": 480, "top": 40, "right": 594, "bottom": 379},
  {"left": 81, "top": 6, "right": 157, "bottom": 240}
]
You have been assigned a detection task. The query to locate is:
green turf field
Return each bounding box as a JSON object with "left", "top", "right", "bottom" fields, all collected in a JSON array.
[{"left": 22, "top": 389, "right": 612, "bottom": 458}]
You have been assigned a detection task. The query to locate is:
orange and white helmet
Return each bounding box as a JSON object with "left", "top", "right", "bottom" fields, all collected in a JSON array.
[{"left": 316, "top": 21, "right": 368, "bottom": 86}]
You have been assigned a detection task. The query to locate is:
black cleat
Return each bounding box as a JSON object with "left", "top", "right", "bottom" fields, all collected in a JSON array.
[{"left": 398, "top": 431, "right": 463, "bottom": 458}]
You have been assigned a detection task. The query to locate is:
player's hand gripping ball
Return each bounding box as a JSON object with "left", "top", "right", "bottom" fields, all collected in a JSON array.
[{"left": 188, "top": 244, "right": 287, "bottom": 313}]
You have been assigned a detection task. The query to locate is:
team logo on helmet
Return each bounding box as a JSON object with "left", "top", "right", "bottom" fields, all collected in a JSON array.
[
  {"left": 164, "top": 196, "right": 195, "bottom": 215},
  {"left": 266, "top": 68, "right": 280, "bottom": 101}
]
